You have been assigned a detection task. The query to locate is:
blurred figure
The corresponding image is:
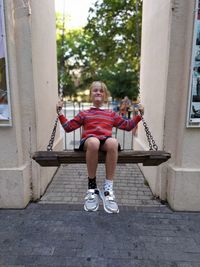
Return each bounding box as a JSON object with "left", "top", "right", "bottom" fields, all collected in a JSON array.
[{"left": 119, "top": 96, "right": 131, "bottom": 118}]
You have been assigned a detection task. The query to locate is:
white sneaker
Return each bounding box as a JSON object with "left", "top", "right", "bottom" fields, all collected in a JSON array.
[
  {"left": 84, "top": 189, "right": 100, "bottom": 212},
  {"left": 100, "top": 190, "right": 119, "bottom": 214}
]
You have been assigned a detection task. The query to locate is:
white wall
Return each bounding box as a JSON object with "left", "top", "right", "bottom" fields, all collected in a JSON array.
[
  {"left": 0, "top": 0, "right": 62, "bottom": 208},
  {"left": 137, "top": 0, "right": 200, "bottom": 211},
  {"left": 30, "top": 0, "right": 62, "bottom": 199},
  {"left": 135, "top": 0, "right": 172, "bottom": 199}
]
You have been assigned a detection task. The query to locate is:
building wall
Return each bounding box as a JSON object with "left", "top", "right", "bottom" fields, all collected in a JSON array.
[
  {"left": 30, "top": 0, "right": 63, "bottom": 199},
  {"left": 137, "top": 0, "right": 200, "bottom": 210},
  {"left": 135, "top": 0, "right": 172, "bottom": 199},
  {"left": 0, "top": 0, "right": 62, "bottom": 208}
]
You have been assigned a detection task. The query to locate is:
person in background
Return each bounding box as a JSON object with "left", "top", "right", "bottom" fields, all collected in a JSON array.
[
  {"left": 56, "top": 81, "right": 144, "bottom": 214},
  {"left": 119, "top": 96, "right": 131, "bottom": 118}
]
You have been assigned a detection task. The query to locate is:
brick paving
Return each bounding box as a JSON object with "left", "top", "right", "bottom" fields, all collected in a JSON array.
[
  {"left": 40, "top": 163, "right": 162, "bottom": 208},
  {"left": 1, "top": 204, "right": 200, "bottom": 266},
  {"left": 1, "top": 164, "right": 200, "bottom": 266}
]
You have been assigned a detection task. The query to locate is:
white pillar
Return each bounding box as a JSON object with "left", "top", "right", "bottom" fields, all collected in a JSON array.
[
  {"left": 0, "top": 0, "right": 62, "bottom": 208},
  {"left": 137, "top": 0, "right": 200, "bottom": 211}
]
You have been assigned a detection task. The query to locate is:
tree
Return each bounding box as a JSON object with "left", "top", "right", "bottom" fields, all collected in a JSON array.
[
  {"left": 86, "top": 0, "right": 142, "bottom": 63},
  {"left": 95, "top": 63, "right": 139, "bottom": 99},
  {"left": 84, "top": 0, "right": 142, "bottom": 99},
  {"left": 56, "top": 12, "right": 96, "bottom": 97},
  {"left": 56, "top": 0, "right": 142, "bottom": 99}
]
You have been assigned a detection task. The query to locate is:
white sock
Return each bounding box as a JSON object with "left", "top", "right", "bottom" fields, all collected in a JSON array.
[{"left": 104, "top": 179, "right": 113, "bottom": 192}]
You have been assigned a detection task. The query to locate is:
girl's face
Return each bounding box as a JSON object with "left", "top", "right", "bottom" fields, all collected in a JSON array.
[{"left": 90, "top": 83, "right": 105, "bottom": 107}]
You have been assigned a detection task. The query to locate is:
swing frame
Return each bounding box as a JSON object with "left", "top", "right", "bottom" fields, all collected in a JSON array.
[{"left": 32, "top": 0, "right": 171, "bottom": 167}]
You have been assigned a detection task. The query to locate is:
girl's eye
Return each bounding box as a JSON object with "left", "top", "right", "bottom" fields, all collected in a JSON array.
[{"left": 92, "top": 88, "right": 104, "bottom": 93}]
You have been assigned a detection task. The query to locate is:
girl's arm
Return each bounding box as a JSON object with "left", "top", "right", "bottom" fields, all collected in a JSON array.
[
  {"left": 113, "top": 104, "right": 144, "bottom": 131},
  {"left": 56, "top": 101, "right": 83, "bottom": 132},
  {"left": 113, "top": 113, "right": 142, "bottom": 131},
  {"left": 58, "top": 113, "right": 83, "bottom": 132}
]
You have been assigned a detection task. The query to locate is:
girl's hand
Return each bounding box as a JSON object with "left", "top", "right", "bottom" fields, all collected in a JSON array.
[
  {"left": 138, "top": 104, "right": 144, "bottom": 116},
  {"left": 56, "top": 101, "right": 64, "bottom": 115}
]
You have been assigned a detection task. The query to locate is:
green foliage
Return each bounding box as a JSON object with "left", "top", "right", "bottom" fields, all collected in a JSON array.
[
  {"left": 95, "top": 63, "right": 139, "bottom": 99},
  {"left": 85, "top": 0, "right": 142, "bottom": 67},
  {"left": 56, "top": 0, "right": 142, "bottom": 100}
]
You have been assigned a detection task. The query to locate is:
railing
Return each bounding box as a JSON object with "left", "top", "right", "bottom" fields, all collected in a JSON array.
[{"left": 60, "top": 101, "right": 136, "bottom": 151}]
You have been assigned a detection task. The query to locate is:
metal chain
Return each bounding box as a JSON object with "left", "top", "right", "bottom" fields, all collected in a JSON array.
[
  {"left": 46, "top": 117, "right": 59, "bottom": 151},
  {"left": 46, "top": 82, "right": 64, "bottom": 151},
  {"left": 135, "top": 2, "right": 158, "bottom": 151},
  {"left": 141, "top": 116, "right": 158, "bottom": 151},
  {"left": 59, "top": 83, "right": 64, "bottom": 101},
  {"left": 46, "top": 7, "right": 66, "bottom": 151}
]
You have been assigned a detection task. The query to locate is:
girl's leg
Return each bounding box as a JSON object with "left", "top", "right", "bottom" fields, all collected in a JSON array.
[
  {"left": 101, "top": 137, "right": 118, "bottom": 180},
  {"left": 101, "top": 137, "right": 119, "bottom": 213},
  {"left": 83, "top": 137, "right": 101, "bottom": 212},
  {"left": 84, "top": 137, "right": 100, "bottom": 178}
]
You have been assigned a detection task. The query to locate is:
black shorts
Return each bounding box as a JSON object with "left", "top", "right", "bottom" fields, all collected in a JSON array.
[{"left": 78, "top": 136, "right": 121, "bottom": 151}]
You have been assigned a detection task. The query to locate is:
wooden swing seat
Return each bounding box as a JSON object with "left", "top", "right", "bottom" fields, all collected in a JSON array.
[{"left": 32, "top": 150, "right": 171, "bottom": 167}]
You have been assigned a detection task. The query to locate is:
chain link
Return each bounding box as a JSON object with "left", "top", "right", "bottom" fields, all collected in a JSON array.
[
  {"left": 46, "top": 83, "right": 64, "bottom": 151},
  {"left": 141, "top": 117, "right": 158, "bottom": 151},
  {"left": 46, "top": 117, "right": 59, "bottom": 151},
  {"left": 59, "top": 83, "right": 63, "bottom": 101}
]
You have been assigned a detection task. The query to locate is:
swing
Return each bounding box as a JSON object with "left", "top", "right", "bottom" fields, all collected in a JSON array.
[
  {"left": 32, "top": 0, "right": 171, "bottom": 166},
  {"left": 32, "top": 111, "right": 171, "bottom": 167}
]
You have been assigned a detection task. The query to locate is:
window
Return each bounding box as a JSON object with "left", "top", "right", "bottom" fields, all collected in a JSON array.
[
  {"left": 0, "top": 0, "right": 12, "bottom": 126},
  {"left": 187, "top": 0, "right": 200, "bottom": 127}
]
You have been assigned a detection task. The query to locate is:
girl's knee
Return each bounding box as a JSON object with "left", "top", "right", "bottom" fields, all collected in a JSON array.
[
  {"left": 104, "top": 138, "right": 118, "bottom": 152},
  {"left": 84, "top": 137, "right": 100, "bottom": 151}
]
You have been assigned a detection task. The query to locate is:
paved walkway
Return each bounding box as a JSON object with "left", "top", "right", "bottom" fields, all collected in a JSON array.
[
  {"left": 0, "top": 204, "right": 200, "bottom": 266},
  {"left": 1, "top": 164, "right": 200, "bottom": 266},
  {"left": 40, "top": 163, "right": 162, "bottom": 208}
]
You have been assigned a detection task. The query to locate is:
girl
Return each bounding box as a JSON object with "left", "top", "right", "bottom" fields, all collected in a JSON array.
[{"left": 56, "top": 81, "right": 144, "bottom": 213}]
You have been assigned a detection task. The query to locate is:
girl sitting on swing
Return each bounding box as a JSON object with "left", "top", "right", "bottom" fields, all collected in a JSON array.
[{"left": 56, "top": 81, "right": 144, "bottom": 213}]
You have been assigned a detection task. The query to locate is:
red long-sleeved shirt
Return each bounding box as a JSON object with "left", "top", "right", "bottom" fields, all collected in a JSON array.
[{"left": 59, "top": 107, "right": 141, "bottom": 142}]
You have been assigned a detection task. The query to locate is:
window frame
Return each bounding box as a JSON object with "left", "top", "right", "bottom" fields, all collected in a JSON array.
[
  {"left": 187, "top": 0, "right": 200, "bottom": 127},
  {"left": 0, "top": 0, "right": 12, "bottom": 127}
]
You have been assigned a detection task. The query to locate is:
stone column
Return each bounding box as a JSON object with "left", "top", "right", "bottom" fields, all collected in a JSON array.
[
  {"left": 137, "top": 0, "right": 200, "bottom": 210},
  {"left": 0, "top": 0, "right": 62, "bottom": 208}
]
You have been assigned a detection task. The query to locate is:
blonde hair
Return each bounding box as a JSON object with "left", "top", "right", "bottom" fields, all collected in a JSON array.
[{"left": 89, "top": 81, "right": 110, "bottom": 102}]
